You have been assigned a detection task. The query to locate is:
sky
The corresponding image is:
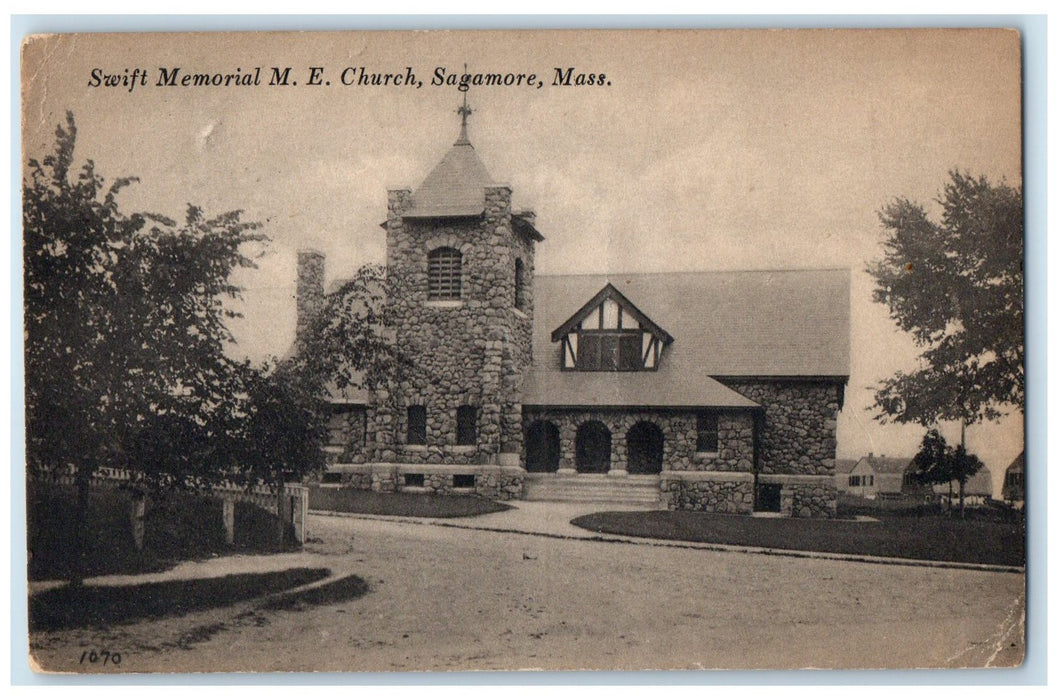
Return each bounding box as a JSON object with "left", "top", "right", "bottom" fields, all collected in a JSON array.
[{"left": 20, "top": 29, "right": 1024, "bottom": 492}]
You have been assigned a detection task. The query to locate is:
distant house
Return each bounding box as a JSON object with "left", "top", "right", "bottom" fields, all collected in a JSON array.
[
  {"left": 836, "top": 454, "right": 914, "bottom": 498},
  {"left": 1002, "top": 451, "right": 1024, "bottom": 504}
]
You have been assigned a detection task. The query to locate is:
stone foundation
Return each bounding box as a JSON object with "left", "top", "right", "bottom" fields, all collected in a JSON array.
[
  {"left": 659, "top": 471, "right": 754, "bottom": 514},
  {"left": 328, "top": 463, "right": 524, "bottom": 500},
  {"left": 758, "top": 474, "right": 837, "bottom": 518}
]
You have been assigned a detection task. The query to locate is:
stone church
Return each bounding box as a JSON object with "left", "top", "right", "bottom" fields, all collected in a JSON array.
[{"left": 299, "top": 107, "right": 850, "bottom": 518}]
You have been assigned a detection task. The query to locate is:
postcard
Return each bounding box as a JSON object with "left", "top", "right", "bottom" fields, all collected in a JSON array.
[{"left": 21, "top": 28, "right": 1025, "bottom": 673}]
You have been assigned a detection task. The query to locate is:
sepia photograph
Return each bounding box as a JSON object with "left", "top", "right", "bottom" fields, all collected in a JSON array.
[{"left": 19, "top": 27, "right": 1026, "bottom": 674}]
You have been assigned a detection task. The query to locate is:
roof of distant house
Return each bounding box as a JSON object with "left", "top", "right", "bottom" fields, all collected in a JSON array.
[
  {"left": 855, "top": 455, "right": 914, "bottom": 474},
  {"left": 1005, "top": 450, "right": 1025, "bottom": 475},
  {"left": 834, "top": 459, "right": 859, "bottom": 475}
]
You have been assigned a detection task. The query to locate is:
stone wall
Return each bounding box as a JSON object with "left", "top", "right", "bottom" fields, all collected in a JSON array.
[
  {"left": 522, "top": 408, "right": 754, "bottom": 474},
  {"left": 719, "top": 379, "right": 842, "bottom": 476},
  {"left": 325, "top": 464, "right": 523, "bottom": 500},
  {"left": 782, "top": 482, "right": 836, "bottom": 518},
  {"left": 659, "top": 473, "right": 754, "bottom": 513},
  {"left": 325, "top": 406, "right": 368, "bottom": 464}
]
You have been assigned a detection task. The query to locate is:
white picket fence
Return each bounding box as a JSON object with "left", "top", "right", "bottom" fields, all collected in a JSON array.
[{"left": 31, "top": 465, "right": 309, "bottom": 544}]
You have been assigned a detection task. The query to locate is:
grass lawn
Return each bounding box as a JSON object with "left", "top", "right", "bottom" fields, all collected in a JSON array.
[
  {"left": 309, "top": 486, "right": 512, "bottom": 518},
  {"left": 571, "top": 508, "right": 1025, "bottom": 567}
]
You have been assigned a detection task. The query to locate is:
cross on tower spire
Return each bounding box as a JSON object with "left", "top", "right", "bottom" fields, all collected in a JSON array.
[{"left": 455, "top": 85, "right": 473, "bottom": 145}]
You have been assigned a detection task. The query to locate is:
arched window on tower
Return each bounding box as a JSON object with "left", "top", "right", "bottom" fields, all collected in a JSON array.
[
  {"left": 514, "top": 258, "right": 526, "bottom": 311},
  {"left": 428, "top": 247, "right": 462, "bottom": 300}
]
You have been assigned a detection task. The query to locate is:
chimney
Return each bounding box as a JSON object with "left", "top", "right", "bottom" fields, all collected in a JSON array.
[{"left": 296, "top": 249, "right": 325, "bottom": 345}]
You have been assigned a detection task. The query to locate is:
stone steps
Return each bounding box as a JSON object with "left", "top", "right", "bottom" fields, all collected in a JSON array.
[{"left": 523, "top": 474, "right": 662, "bottom": 505}]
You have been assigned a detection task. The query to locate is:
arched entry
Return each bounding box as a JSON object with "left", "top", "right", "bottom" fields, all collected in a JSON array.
[
  {"left": 575, "top": 421, "right": 611, "bottom": 473},
  {"left": 525, "top": 420, "right": 561, "bottom": 473},
  {"left": 627, "top": 422, "right": 664, "bottom": 474}
]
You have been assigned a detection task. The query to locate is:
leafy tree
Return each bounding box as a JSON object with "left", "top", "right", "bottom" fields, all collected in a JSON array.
[
  {"left": 226, "top": 266, "right": 411, "bottom": 545},
  {"left": 908, "top": 428, "right": 984, "bottom": 518},
  {"left": 867, "top": 171, "right": 1023, "bottom": 429},
  {"left": 909, "top": 429, "right": 951, "bottom": 487},
  {"left": 23, "top": 112, "right": 264, "bottom": 583}
]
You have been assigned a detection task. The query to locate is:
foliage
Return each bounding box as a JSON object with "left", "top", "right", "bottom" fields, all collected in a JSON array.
[
  {"left": 228, "top": 265, "right": 411, "bottom": 492},
  {"left": 907, "top": 429, "right": 984, "bottom": 517},
  {"left": 908, "top": 429, "right": 953, "bottom": 487},
  {"left": 867, "top": 171, "right": 1023, "bottom": 426},
  {"left": 23, "top": 112, "right": 264, "bottom": 580},
  {"left": 24, "top": 112, "right": 264, "bottom": 484}
]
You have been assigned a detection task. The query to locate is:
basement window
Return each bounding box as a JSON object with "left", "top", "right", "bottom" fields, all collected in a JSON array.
[
  {"left": 404, "top": 473, "right": 425, "bottom": 488},
  {"left": 453, "top": 474, "right": 476, "bottom": 489}
]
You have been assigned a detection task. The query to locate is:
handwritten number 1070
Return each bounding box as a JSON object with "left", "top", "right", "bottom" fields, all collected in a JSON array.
[{"left": 79, "top": 650, "right": 121, "bottom": 666}]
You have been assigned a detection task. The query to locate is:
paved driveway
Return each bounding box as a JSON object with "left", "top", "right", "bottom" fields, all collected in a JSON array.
[{"left": 29, "top": 510, "right": 1025, "bottom": 673}]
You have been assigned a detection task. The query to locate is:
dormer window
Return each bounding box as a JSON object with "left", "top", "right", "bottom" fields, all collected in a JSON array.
[
  {"left": 551, "top": 283, "right": 673, "bottom": 372},
  {"left": 428, "top": 247, "right": 462, "bottom": 300}
]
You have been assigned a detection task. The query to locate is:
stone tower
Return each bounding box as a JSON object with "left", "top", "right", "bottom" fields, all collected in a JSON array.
[{"left": 377, "top": 104, "right": 543, "bottom": 476}]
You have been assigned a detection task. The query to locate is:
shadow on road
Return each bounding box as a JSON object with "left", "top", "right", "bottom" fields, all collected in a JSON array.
[{"left": 30, "top": 567, "right": 331, "bottom": 631}]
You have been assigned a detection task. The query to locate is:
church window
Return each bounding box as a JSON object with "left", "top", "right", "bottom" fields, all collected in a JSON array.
[
  {"left": 456, "top": 405, "right": 477, "bottom": 446},
  {"left": 407, "top": 405, "right": 427, "bottom": 445},
  {"left": 428, "top": 247, "right": 462, "bottom": 300},
  {"left": 696, "top": 411, "right": 719, "bottom": 453}
]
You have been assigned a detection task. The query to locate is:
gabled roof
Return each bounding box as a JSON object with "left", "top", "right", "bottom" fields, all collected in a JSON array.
[
  {"left": 524, "top": 269, "right": 850, "bottom": 408},
  {"left": 856, "top": 455, "right": 914, "bottom": 474},
  {"left": 1005, "top": 450, "right": 1024, "bottom": 475},
  {"left": 550, "top": 283, "right": 673, "bottom": 343},
  {"left": 834, "top": 459, "right": 859, "bottom": 475},
  {"left": 403, "top": 137, "right": 496, "bottom": 218}
]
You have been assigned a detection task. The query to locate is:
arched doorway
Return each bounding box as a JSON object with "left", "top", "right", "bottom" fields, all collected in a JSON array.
[
  {"left": 525, "top": 420, "right": 561, "bottom": 473},
  {"left": 627, "top": 422, "right": 664, "bottom": 474},
  {"left": 575, "top": 421, "right": 611, "bottom": 474}
]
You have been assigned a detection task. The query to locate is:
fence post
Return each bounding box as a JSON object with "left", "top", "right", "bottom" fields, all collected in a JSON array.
[
  {"left": 222, "top": 498, "right": 236, "bottom": 545},
  {"left": 130, "top": 493, "right": 147, "bottom": 550}
]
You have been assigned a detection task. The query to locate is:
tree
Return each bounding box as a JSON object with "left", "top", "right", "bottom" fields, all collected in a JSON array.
[
  {"left": 908, "top": 428, "right": 984, "bottom": 518},
  {"left": 23, "top": 112, "right": 264, "bottom": 583},
  {"left": 867, "top": 171, "right": 1023, "bottom": 429},
  {"left": 227, "top": 266, "right": 411, "bottom": 545}
]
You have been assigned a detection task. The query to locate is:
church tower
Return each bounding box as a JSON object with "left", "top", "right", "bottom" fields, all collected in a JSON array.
[{"left": 377, "top": 101, "right": 543, "bottom": 488}]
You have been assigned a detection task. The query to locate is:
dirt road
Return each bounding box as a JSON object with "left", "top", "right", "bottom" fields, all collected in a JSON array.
[{"left": 29, "top": 512, "right": 1025, "bottom": 673}]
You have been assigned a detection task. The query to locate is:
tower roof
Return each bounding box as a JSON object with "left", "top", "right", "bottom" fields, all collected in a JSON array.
[{"left": 404, "top": 102, "right": 497, "bottom": 218}]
